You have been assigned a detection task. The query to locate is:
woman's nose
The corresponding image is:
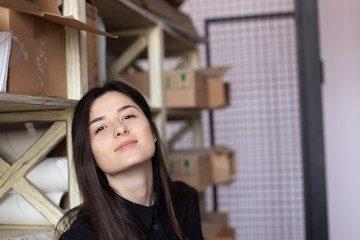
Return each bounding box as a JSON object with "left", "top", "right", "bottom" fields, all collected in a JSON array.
[{"left": 114, "top": 123, "right": 129, "bottom": 137}]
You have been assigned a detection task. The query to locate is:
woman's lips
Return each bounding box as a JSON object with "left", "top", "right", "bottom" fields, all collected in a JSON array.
[{"left": 115, "top": 140, "right": 137, "bottom": 151}]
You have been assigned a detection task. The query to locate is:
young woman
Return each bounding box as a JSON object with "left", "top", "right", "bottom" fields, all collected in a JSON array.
[{"left": 56, "top": 80, "right": 203, "bottom": 240}]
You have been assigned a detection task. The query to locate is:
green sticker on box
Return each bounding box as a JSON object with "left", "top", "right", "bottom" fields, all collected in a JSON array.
[
  {"left": 166, "top": 76, "right": 171, "bottom": 89},
  {"left": 181, "top": 73, "right": 187, "bottom": 81},
  {"left": 184, "top": 159, "right": 190, "bottom": 167}
]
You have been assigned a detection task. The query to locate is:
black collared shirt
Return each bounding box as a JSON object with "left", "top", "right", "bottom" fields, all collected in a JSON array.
[{"left": 60, "top": 181, "right": 203, "bottom": 240}]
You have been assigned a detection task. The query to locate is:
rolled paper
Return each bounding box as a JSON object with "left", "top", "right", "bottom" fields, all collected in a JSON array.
[
  {"left": 0, "top": 192, "right": 65, "bottom": 225},
  {"left": 0, "top": 128, "right": 47, "bottom": 163},
  {"left": 26, "top": 157, "right": 68, "bottom": 193}
]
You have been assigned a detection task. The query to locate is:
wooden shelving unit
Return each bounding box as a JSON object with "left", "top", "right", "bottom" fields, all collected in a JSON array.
[
  {"left": 92, "top": 0, "right": 204, "bottom": 142},
  {"left": 0, "top": 94, "right": 77, "bottom": 238},
  {"left": 0, "top": 0, "right": 205, "bottom": 238},
  {"left": 0, "top": 93, "right": 77, "bottom": 113},
  {"left": 94, "top": 3, "right": 210, "bottom": 212},
  {"left": 0, "top": 0, "right": 87, "bottom": 237}
]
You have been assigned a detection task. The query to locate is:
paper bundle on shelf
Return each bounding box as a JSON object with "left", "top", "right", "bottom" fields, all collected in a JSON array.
[
  {"left": 0, "top": 128, "right": 68, "bottom": 225},
  {"left": 0, "top": 127, "right": 47, "bottom": 163},
  {"left": 0, "top": 156, "right": 68, "bottom": 225},
  {"left": 0, "top": 192, "right": 65, "bottom": 225},
  {"left": 0, "top": 31, "right": 12, "bottom": 92}
]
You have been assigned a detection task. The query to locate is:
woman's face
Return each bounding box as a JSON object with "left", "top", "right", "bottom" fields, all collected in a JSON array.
[{"left": 88, "top": 91, "right": 156, "bottom": 177}]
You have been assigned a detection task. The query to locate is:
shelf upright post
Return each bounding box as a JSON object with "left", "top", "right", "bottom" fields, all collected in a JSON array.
[
  {"left": 187, "top": 50, "right": 203, "bottom": 149},
  {"left": 187, "top": 50, "right": 200, "bottom": 69},
  {"left": 148, "top": 24, "right": 166, "bottom": 140},
  {"left": 63, "top": 0, "right": 88, "bottom": 100},
  {"left": 65, "top": 107, "right": 82, "bottom": 208},
  {"left": 62, "top": 0, "right": 86, "bottom": 208}
]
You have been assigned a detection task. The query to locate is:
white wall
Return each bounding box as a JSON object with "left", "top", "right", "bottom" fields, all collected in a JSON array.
[{"left": 318, "top": 0, "right": 360, "bottom": 240}]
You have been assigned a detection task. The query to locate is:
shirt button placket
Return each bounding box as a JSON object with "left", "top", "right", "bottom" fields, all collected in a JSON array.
[{"left": 153, "top": 224, "right": 159, "bottom": 231}]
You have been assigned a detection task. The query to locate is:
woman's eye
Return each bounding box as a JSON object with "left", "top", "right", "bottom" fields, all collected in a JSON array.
[
  {"left": 122, "top": 115, "right": 135, "bottom": 121},
  {"left": 95, "top": 126, "right": 105, "bottom": 134}
]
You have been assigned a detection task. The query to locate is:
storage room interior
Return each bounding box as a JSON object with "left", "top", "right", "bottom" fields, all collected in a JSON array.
[{"left": 0, "top": 0, "right": 359, "bottom": 240}]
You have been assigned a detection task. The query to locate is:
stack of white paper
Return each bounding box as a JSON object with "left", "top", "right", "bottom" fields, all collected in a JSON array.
[{"left": 0, "top": 31, "right": 12, "bottom": 92}]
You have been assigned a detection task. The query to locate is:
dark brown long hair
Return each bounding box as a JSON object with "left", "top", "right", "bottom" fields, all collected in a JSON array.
[{"left": 56, "top": 80, "right": 186, "bottom": 240}]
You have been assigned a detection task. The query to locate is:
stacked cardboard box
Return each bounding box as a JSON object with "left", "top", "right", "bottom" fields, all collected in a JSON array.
[
  {"left": 200, "top": 67, "right": 230, "bottom": 109},
  {"left": 168, "top": 146, "right": 237, "bottom": 191},
  {"left": 0, "top": 4, "right": 66, "bottom": 98},
  {"left": 168, "top": 150, "right": 212, "bottom": 192},
  {"left": 0, "top": 0, "right": 110, "bottom": 98},
  {"left": 164, "top": 68, "right": 208, "bottom": 108},
  {"left": 120, "top": 67, "right": 230, "bottom": 109},
  {"left": 201, "top": 212, "right": 235, "bottom": 240},
  {"left": 209, "top": 146, "right": 237, "bottom": 184}
]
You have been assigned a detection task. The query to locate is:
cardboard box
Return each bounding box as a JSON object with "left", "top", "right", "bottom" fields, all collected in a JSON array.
[
  {"left": 0, "top": 0, "right": 113, "bottom": 98},
  {"left": 202, "top": 223, "right": 235, "bottom": 240},
  {"left": 206, "top": 77, "right": 224, "bottom": 109},
  {"left": 0, "top": 7, "right": 66, "bottom": 97},
  {"left": 201, "top": 67, "right": 229, "bottom": 109},
  {"left": 169, "top": 150, "right": 212, "bottom": 192},
  {"left": 164, "top": 68, "right": 208, "bottom": 108},
  {"left": 120, "top": 72, "right": 150, "bottom": 97},
  {"left": 224, "top": 82, "right": 231, "bottom": 107},
  {"left": 209, "top": 146, "right": 237, "bottom": 184},
  {"left": 201, "top": 212, "right": 229, "bottom": 225},
  {"left": 121, "top": 67, "right": 229, "bottom": 109},
  {"left": 121, "top": 69, "right": 207, "bottom": 108},
  {"left": 201, "top": 212, "right": 235, "bottom": 240}
]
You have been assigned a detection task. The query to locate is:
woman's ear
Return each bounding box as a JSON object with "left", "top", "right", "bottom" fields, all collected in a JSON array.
[{"left": 153, "top": 133, "right": 157, "bottom": 142}]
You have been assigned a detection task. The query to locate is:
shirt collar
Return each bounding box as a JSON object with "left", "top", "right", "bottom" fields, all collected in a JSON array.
[{"left": 118, "top": 185, "right": 168, "bottom": 231}]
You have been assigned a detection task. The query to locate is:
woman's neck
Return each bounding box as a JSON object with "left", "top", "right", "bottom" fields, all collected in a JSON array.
[{"left": 106, "top": 160, "right": 155, "bottom": 206}]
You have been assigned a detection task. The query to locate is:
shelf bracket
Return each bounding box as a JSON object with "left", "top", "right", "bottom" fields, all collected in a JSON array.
[
  {"left": 108, "top": 36, "right": 148, "bottom": 78},
  {"left": 65, "top": 108, "right": 82, "bottom": 208},
  {"left": 190, "top": 117, "right": 203, "bottom": 149},
  {"left": 0, "top": 159, "right": 64, "bottom": 225},
  {"left": 168, "top": 121, "right": 192, "bottom": 150},
  {"left": 168, "top": 117, "right": 203, "bottom": 150},
  {"left": 0, "top": 121, "right": 67, "bottom": 225},
  {"left": 0, "top": 121, "right": 66, "bottom": 198}
]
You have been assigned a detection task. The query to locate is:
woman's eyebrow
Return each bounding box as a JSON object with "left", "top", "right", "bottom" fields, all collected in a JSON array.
[
  {"left": 89, "top": 116, "right": 104, "bottom": 126},
  {"left": 89, "top": 105, "right": 138, "bottom": 126},
  {"left": 117, "top": 104, "right": 138, "bottom": 113}
]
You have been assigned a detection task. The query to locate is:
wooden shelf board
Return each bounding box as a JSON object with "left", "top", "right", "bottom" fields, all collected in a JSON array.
[
  {"left": 167, "top": 108, "right": 203, "bottom": 121},
  {"left": 92, "top": 0, "right": 204, "bottom": 54},
  {"left": 93, "top": 0, "right": 157, "bottom": 30},
  {"left": 0, "top": 224, "right": 54, "bottom": 238},
  {"left": 150, "top": 106, "right": 163, "bottom": 115},
  {"left": 0, "top": 93, "right": 78, "bottom": 113}
]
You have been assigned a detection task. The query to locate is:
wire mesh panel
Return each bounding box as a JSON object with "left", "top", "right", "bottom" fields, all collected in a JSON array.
[
  {"left": 179, "top": 1, "right": 305, "bottom": 240},
  {"left": 181, "top": 0, "right": 295, "bottom": 70},
  {"left": 205, "top": 16, "right": 304, "bottom": 240}
]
